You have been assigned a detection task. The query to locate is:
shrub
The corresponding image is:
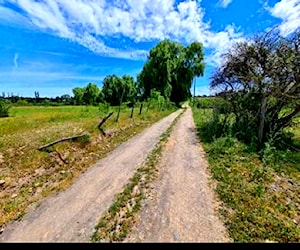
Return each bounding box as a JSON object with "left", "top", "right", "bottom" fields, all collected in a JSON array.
[{"left": 0, "top": 100, "right": 11, "bottom": 117}]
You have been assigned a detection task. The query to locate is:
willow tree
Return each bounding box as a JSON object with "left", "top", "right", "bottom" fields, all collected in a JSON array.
[
  {"left": 211, "top": 30, "right": 300, "bottom": 149},
  {"left": 137, "top": 39, "right": 205, "bottom": 105},
  {"left": 102, "top": 74, "right": 137, "bottom": 106}
]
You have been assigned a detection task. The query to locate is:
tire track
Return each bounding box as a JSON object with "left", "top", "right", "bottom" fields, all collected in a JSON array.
[{"left": 125, "top": 107, "right": 230, "bottom": 242}]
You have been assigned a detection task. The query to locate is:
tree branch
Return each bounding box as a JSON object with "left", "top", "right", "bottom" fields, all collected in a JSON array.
[
  {"left": 98, "top": 111, "right": 114, "bottom": 136},
  {"left": 38, "top": 133, "right": 90, "bottom": 151}
]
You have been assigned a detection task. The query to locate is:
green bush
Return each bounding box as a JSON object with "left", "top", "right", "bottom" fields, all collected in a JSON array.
[
  {"left": 209, "top": 136, "right": 246, "bottom": 155},
  {"left": 14, "top": 100, "right": 31, "bottom": 106},
  {"left": 0, "top": 100, "right": 11, "bottom": 117},
  {"left": 194, "top": 97, "right": 224, "bottom": 109}
]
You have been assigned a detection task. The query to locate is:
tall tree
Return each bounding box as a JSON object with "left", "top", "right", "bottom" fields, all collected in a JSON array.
[{"left": 137, "top": 39, "right": 205, "bottom": 105}]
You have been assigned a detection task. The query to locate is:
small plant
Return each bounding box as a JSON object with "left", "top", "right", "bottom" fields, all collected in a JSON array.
[
  {"left": 262, "top": 142, "right": 276, "bottom": 165},
  {"left": 98, "top": 102, "right": 110, "bottom": 114}
]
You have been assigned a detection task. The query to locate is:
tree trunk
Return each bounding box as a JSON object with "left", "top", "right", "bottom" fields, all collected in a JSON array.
[
  {"left": 130, "top": 104, "right": 135, "bottom": 118},
  {"left": 258, "top": 96, "right": 267, "bottom": 147},
  {"left": 116, "top": 89, "right": 125, "bottom": 122},
  {"left": 139, "top": 103, "right": 143, "bottom": 115},
  {"left": 193, "top": 77, "right": 196, "bottom": 107}
]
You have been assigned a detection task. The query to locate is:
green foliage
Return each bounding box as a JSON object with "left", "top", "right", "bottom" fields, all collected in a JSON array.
[
  {"left": 42, "top": 99, "right": 51, "bottom": 106},
  {"left": 0, "top": 99, "right": 11, "bottom": 117},
  {"left": 193, "top": 106, "right": 233, "bottom": 143},
  {"left": 98, "top": 102, "right": 110, "bottom": 114},
  {"left": 13, "top": 100, "right": 31, "bottom": 106},
  {"left": 211, "top": 30, "right": 300, "bottom": 150},
  {"left": 208, "top": 136, "right": 246, "bottom": 155},
  {"left": 138, "top": 39, "right": 205, "bottom": 105},
  {"left": 102, "top": 75, "right": 137, "bottom": 106},
  {"left": 194, "top": 96, "right": 231, "bottom": 112},
  {"left": 261, "top": 142, "right": 277, "bottom": 165},
  {"left": 72, "top": 87, "right": 85, "bottom": 105},
  {"left": 83, "top": 83, "right": 101, "bottom": 105}
]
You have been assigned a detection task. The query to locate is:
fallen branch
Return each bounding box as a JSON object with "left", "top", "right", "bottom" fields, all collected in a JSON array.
[
  {"left": 98, "top": 111, "right": 114, "bottom": 136},
  {"left": 38, "top": 133, "right": 90, "bottom": 151}
]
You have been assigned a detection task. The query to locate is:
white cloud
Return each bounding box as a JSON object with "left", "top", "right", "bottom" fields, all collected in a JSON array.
[
  {"left": 0, "top": 5, "right": 34, "bottom": 29},
  {"left": 267, "top": 0, "right": 300, "bottom": 36},
  {"left": 4, "top": 0, "right": 244, "bottom": 65},
  {"left": 218, "top": 0, "right": 233, "bottom": 8},
  {"left": 13, "top": 53, "right": 19, "bottom": 69}
]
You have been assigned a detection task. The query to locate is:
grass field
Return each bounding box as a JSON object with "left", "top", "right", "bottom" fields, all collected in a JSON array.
[
  {"left": 0, "top": 104, "right": 177, "bottom": 228},
  {"left": 192, "top": 107, "right": 300, "bottom": 242}
]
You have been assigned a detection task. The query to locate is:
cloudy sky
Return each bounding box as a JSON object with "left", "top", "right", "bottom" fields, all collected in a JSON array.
[{"left": 0, "top": 0, "right": 299, "bottom": 98}]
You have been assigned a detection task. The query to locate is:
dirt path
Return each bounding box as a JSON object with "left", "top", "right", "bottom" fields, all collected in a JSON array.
[
  {"left": 0, "top": 109, "right": 183, "bottom": 242},
  {"left": 124, "top": 107, "right": 230, "bottom": 242}
]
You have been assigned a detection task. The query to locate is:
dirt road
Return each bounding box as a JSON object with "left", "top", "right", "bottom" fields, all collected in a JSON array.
[
  {"left": 124, "top": 107, "right": 230, "bottom": 242},
  {"left": 0, "top": 109, "right": 182, "bottom": 242},
  {"left": 0, "top": 106, "right": 230, "bottom": 242}
]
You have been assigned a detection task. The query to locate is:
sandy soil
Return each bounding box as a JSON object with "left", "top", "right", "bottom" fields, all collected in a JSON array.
[
  {"left": 0, "top": 109, "right": 182, "bottom": 242},
  {"left": 124, "top": 107, "right": 230, "bottom": 242}
]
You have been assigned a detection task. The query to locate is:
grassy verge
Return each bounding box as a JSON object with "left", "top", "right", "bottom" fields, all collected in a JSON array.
[
  {"left": 0, "top": 105, "right": 177, "bottom": 228},
  {"left": 192, "top": 107, "right": 300, "bottom": 243},
  {"left": 91, "top": 108, "right": 185, "bottom": 242}
]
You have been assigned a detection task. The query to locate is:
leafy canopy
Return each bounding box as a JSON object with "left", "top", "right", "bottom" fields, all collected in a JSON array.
[
  {"left": 102, "top": 74, "right": 137, "bottom": 106},
  {"left": 138, "top": 39, "right": 205, "bottom": 105}
]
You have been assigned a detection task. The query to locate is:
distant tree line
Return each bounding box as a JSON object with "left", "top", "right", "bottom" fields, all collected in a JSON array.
[
  {"left": 0, "top": 92, "right": 73, "bottom": 106},
  {"left": 1, "top": 39, "right": 205, "bottom": 116}
]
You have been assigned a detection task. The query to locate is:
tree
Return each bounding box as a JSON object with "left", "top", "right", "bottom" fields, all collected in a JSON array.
[
  {"left": 34, "top": 91, "right": 40, "bottom": 103},
  {"left": 60, "top": 94, "right": 72, "bottom": 105},
  {"left": 210, "top": 29, "right": 300, "bottom": 149},
  {"left": 137, "top": 39, "right": 205, "bottom": 105},
  {"left": 83, "top": 83, "right": 100, "bottom": 105},
  {"left": 102, "top": 75, "right": 137, "bottom": 106},
  {"left": 72, "top": 87, "right": 85, "bottom": 105}
]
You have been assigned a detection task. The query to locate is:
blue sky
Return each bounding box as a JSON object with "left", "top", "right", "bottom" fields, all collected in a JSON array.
[{"left": 0, "top": 0, "right": 299, "bottom": 98}]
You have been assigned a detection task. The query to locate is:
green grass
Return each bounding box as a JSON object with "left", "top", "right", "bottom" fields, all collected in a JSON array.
[
  {"left": 192, "top": 107, "right": 300, "bottom": 243},
  {"left": 2, "top": 105, "right": 122, "bottom": 135},
  {"left": 0, "top": 104, "right": 177, "bottom": 228}
]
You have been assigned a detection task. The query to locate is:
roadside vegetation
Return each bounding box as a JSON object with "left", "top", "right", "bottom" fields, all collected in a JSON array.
[{"left": 192, "top": 29, "right": 300, "bottom": 242}]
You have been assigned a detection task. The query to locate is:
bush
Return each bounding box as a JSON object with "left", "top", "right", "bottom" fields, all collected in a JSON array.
[
  {"left": 194, "top": 97, "right": 224, "bottom": 109},
  {"left": 209, "top": 136, "right": 246, "bottom": 155},
  {"left": 14, "top": 100, "right": 31, "bottom": 106},
  {"left": 0, "top": 100, "right": 11, "bottom": 117}
]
